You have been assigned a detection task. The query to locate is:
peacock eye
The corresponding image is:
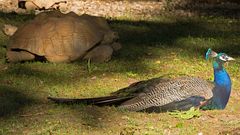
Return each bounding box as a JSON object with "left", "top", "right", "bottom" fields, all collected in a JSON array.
[{"left": 219, "top": 54, "right": 227, "bottom": 61}]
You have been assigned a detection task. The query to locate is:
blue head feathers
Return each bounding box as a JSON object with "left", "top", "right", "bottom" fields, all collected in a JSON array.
[{"left": 205, "top": 48, "right": 218, "bottom": 60}]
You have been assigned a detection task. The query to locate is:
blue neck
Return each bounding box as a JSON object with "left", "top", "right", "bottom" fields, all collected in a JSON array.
[{"left": 212, "top": 61, "right": 231, "bottom": 109}]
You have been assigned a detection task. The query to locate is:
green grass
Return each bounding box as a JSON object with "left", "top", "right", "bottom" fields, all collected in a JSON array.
[{"left": 0, "top": 11, "right": 240, "bottom": 135}]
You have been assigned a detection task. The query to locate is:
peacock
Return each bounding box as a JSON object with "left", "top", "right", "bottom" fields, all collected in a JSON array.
[{"left": 48, "top": 49, "right": 234, "bottom": 112}]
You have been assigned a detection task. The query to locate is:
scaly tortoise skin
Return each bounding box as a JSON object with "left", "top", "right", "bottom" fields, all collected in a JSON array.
[{"left": 6, "top": 11, "right": 121, "bottom": 63}]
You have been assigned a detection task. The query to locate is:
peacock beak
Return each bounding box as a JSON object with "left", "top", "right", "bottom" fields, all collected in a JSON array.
[
  {"left": 225, "top": 56, "right": 234, "bottom": 66},
  {"left": 227, "top": 56, "right": 235, "bottom": 61}
]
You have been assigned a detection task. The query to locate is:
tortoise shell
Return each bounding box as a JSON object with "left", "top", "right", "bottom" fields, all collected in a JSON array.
[{"left": 7, "top": 11, "right": 118, "bottom": 62}]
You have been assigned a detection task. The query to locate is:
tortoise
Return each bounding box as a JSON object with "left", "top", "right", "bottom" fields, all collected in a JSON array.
[{"left": 3, "top": 11, "right": 121, "bottom": 63}]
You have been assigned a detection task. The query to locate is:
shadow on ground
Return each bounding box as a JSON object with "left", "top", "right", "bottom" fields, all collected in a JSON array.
[
  {"left": 0, "top": 85, "right": 37, "bottom": 118},
  {"left": 109, "top": 18, "right": 240, "bottom": 61},
  {"left": 171, "top": 0, "right": 240, "bottom": 19}
]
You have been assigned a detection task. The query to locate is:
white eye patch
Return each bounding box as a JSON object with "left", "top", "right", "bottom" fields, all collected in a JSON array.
[{"left": 219, "top": 55, "right": 227, "bottom": 61}]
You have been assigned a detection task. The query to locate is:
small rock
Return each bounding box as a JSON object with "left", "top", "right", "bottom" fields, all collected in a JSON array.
[{"left": 91, "top": 76, "right": 97, "bottom": 80}]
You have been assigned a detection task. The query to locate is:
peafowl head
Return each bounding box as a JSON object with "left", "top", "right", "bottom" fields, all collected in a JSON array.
[{"left": 205, "top": 48, "right": 234, "bottom": 64}]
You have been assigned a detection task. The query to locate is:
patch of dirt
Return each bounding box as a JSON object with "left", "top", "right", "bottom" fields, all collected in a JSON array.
[
  {"left": 1, "top": 0, "right": 240, "bottom": 18},
  {"left": 219, "top": 127, "right": 240, "bottom": 135}
]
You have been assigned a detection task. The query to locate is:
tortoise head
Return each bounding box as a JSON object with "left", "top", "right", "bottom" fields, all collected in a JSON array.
[
  {"left": 102, "top": 31, "right": 119, "bottom": 44},
  {"left": 2, "top": 24, "right": 18, "bottom": 36}
]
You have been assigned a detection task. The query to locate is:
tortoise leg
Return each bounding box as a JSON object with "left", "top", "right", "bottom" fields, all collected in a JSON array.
[
  {"left": 83, "top": 45, "right": 113, "bottom": 63},
  {"left": 6, "top": 51, "right": 35, "bottom": 63},
  {"left": 111, "top": 42, "right": 122, "bottom": 51}
]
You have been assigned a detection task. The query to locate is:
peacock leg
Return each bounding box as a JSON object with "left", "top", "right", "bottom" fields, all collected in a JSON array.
[{"left": 197, "top": 100, "right": 209, "bottom": 109}]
